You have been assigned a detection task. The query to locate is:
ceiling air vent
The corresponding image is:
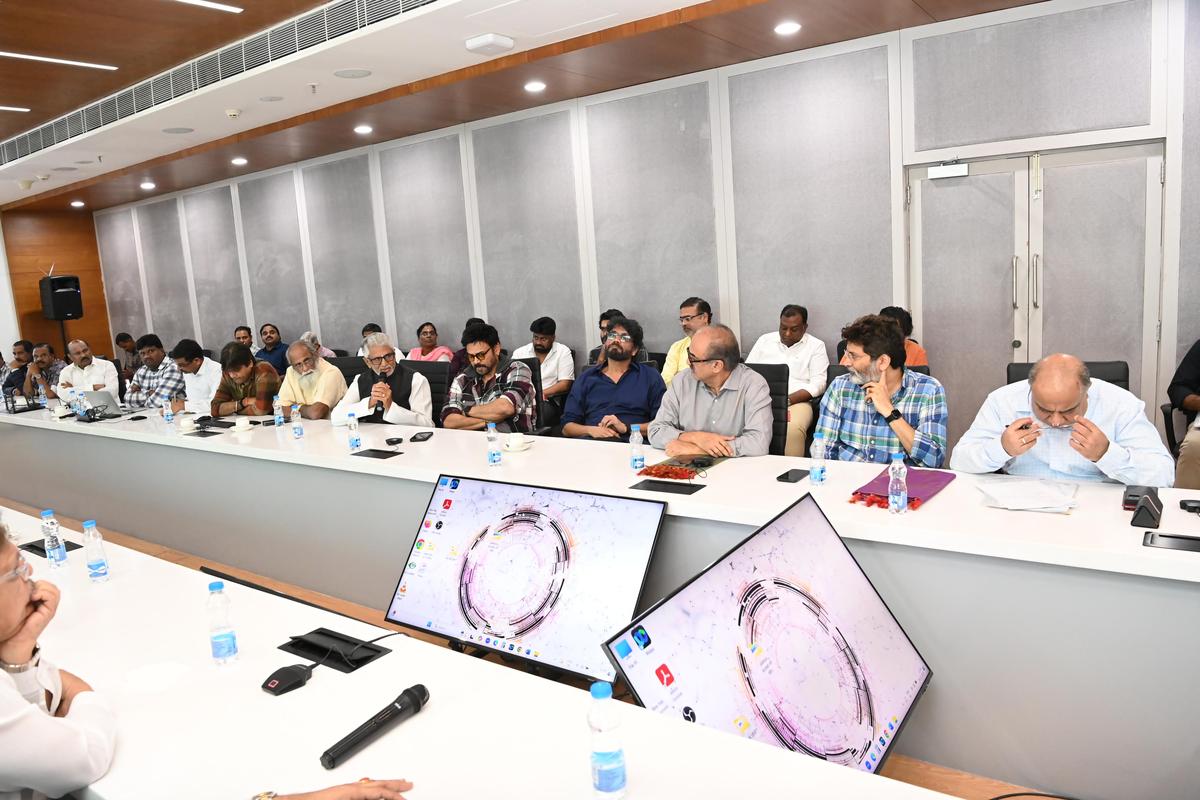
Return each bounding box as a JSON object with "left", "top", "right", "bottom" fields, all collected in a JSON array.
[{"left": 244, "top": 33, "right": 270, "bottom": 71}]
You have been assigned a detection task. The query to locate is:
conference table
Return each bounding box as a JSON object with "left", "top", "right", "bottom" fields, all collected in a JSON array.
[
  {"left": 0, "top": 409, "right": 1197, "bottom": 800},
  {"left": 0, "top": 506, "right": 956, "bottom": 799}
]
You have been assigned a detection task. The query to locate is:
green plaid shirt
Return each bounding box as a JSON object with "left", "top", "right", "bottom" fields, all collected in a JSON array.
[{"left": 815, "top": 370, "right": 948, "bottom": 467}]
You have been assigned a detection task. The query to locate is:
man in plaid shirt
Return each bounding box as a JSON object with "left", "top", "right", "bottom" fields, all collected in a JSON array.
[
  {"left": 442, "top": 323, "right": 536, "bottom": 433},
  {"left": 125, "top": 334, "right": 185, "bottom": 409},
  {"left": 815, "top": 314, "right": 948, "bottom": 468}
]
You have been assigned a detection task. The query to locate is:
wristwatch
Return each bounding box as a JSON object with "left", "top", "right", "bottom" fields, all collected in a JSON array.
[
  {"left": 251, "top": 793, "right": 278, "bottom": 800},
  {"left": 1, "top": 645, "right": 40, "bottom": 674},
  {"left": 883, "top": 409, "right": 902, "bottom": 424}
]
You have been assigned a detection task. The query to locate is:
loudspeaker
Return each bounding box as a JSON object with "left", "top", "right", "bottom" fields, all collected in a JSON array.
[{"left": 39, "top": 275, "right": 83, "bottom": 321}]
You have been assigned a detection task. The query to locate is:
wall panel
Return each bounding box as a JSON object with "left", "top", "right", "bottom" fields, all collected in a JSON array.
[
  {"left": 183, "top": 187, "right": 246, "bottom": 351},
  {"left": 136, "top": 199, "right": 193, "bottom": 349},
  {"left": 237, "top": 171, "right": 312, "bottom": 346}
]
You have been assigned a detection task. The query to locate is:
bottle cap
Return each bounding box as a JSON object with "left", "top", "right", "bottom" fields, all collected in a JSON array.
[
  {"left": 273, "top": 395, "right": 280, "bottom": 400},
  {"left": 891, "top": 452, "right": 904, "bottom": 461},
  {"left": 487, "top": 422, "right": 496, "bottom": 429},
  {"left": 208, "top": 581, "right": 224, "bottom": 592},
  {"left": 347, "top": 412, "right": 355, "bottom": 420},
  {"left": 292, "top": 404, "right": 299, "bottom": 411},
  {"left": 40, "top": 509, "right": 53, "bottom": 518},
  {"left": 631, "top": 424, "right": 640, "bottom": 431},
  {"left": 590, "top": 681, "right": 613, "bottom": 700},
  {"left": 83, "top": 520, "right": 96, "bottom": 528},
  {"left": 813, "top": 431, "right": 824, "bottom": 439}
]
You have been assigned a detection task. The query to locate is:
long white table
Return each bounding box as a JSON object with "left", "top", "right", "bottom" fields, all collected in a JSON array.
[
  {"left": 1, "top": 410, "right": 1198, "bottom": 800},
  {"left": 0, "top": 506, "right": 954, "bottom": 800}
]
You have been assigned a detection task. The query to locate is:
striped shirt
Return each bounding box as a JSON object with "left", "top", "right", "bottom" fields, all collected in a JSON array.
[
  {"left": 125, "top": 360, "right": 185, "bottom": 409},
  {"left": 815, "top": 369, "right": 948, "bottom": 468}
]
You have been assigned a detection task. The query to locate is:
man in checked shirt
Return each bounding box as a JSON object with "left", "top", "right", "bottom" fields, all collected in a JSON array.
[{"left": 124, "top": 334, "right": 185, "bottom": 409}]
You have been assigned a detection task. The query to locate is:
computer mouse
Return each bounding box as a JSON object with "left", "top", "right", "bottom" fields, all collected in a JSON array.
[
  {"left": 262, "top": 663, "right": 314, "bottom": 696},
  {"left": 691, "top": 456, "right": 714, "bottom": 469},
  {"left": 128, "top": 415, "right": 147, "bottom": 421},
  {"left": 386, "top": 437, "right": 404, "bottom": 445}
]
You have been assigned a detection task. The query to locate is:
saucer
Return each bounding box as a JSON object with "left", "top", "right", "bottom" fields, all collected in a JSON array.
[{"left": 502, "top": 441, "right": 533, "bottom": 452}]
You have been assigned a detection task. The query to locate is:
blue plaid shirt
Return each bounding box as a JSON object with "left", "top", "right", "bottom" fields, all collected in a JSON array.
[{"left": 815, "top": 370, "right": 948, "bottom": 467}]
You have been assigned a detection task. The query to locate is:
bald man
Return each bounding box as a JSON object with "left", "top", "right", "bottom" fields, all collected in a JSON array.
[
  {"left": 55, "top": 339, "right": 119, "bottom": 401},
  {"left": 951, "top": 354, "right": 1174, "bottom": 487}
]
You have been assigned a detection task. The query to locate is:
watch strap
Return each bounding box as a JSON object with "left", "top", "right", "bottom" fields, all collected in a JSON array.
[
  {"left": 884, "top": 409, "right": 902, "bottom": 424},
  {"left": 1, "top": 645, "right": 40, "bottom": 674}
]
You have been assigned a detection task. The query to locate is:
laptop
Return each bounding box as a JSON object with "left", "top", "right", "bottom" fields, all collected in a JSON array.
[{"left": 83, "top": 390, "right": 128, "bottom": 419}]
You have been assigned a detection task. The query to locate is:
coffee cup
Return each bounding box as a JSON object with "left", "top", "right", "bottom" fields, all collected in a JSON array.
[
  {"left": 179, "top": 417, "right": 196, "bottom": 432},
  {"left": 234, "top": 416, "right": 251, "bottom": 430},
  {"left": 505, "top": 432, "right": 529, "bottom": 451}
]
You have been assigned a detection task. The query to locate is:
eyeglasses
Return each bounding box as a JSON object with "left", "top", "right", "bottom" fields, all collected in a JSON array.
[
  {"left": 604, "top": 332, "right": 633, "bottom": 343},
  {"left": 679, "top": 312, "right": 707, "bottom": 324},
  {"left": 365, "top": 353, "right": 397, "bottom": 368},
  {"left": 0, "top": 555, "right": 31, "bottom": 584},
  {"left": 289, "top": 356, "right": 316, "bottom": 370},
  {"left": 686, "top": 348, "right": 719, "bottom": 366},
  {"left": 465, "top": 349, "right": 493, "bottom": 363}
]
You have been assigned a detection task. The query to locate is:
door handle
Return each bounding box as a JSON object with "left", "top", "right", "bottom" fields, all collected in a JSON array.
[
  {"left": 1031, "top": 253, "right": 1040, "bottom": 309},
  {"left": 1011, "top": 255, "right": 1019, "bottom": 309}
]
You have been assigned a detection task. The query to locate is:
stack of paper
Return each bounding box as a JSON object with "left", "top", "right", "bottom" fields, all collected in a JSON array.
[{"left": 975, "top": 479, "right": 1079, "bottom": 514}]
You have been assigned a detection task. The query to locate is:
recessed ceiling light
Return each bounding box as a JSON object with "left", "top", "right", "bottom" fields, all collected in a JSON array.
[
  {"left": 334, "top": 69, "right": 372, "bottom": 79},
  {"left": 0, "top": 105, "right": 30, "bottom": 113},
  {"left": 774, "top": 21, "right": 802, "bottom": 36},
  {"left": 74, "top": 160, "right": 93, "bottom": 164},
  {"left": 175, "top": 0, "right": 244, "bottom": 11},
  {"left": 354, "top": 124, "right": 373, "bottom": 135},
  {"left": 231, "top": 157, "right": 248, "bottom": 166},
  {"left": 0, "top": 50, "right": 117, "bottom": 71},
  {"left": 524, "top": 80, "right": 547, "bottom": 93},
  {"left": 162, "top": 127, "right": 194, "bottom": 134},
  {"left": 70, "top": 200, "right": 85, "bottom": 208},
  {"left": 52, "top": 167, "right": 78, "bottom": 172},
  {"left": 259, "top": 95, "right": 284, "bottom": 102},
  {"left": 140, "top": 181, "right": 156, "bottom": 190}
]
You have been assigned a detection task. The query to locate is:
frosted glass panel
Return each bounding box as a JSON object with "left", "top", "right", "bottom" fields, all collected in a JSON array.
[
  {"left": 183, "top": 187, "right": 245, "bottom": 350},
  {"left": 95, "top": 210, "right": 146, "bottom": 340},
  {"left": 238, "top": 171, "right": 311, "bottom": 346},
  {"left": 1041, "top": 158, "right": 1147, "bottom": 391},
  {"left": 379, "top": 135, "right": 475, "bottom": 353},
  {"left": 587, "top": 82, "right": 719, "bottom": 352},
  {"left": 1178, "top": 0, "right": 1200, "bottom": 358},
  {"left": 913, "top": 0, "right": 1152, "bottom": 150},
  {"left": 136, "top": 199, "right": 194, "bottom": 349},
  {"left": 303, "top": 155, "right": 383, "bottom": 353},
  {"left": 919, "top": 174, "right": 1016, "bottom": 451},
  {"left": 472, "top": 112, "right": 585, "bottom": 359},
  {"left": 729, "top": 46, "right": 892, "bottom": 350}
]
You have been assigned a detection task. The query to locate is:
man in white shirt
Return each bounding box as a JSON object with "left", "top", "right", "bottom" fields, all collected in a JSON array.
[
  {"left": 55, "top": 339, "right": 119, "bottom": 402},
  {"left": 333, "top": 333, "right": 433, "bottom": 427},
  {"left": 0, "top": 522, "right": 115, "bottom": 797},
  {"left": 746, "top": 305, "right": 829, "bottom": 456},
  {"left": 511, "top": 316, "right": 574, "bottom": 427},
  {"left": 170, "top": 339, "right": 223, "bottom": 415},
  {"left": 951, "top": 353, "right": 1175, "bottom": 487}
]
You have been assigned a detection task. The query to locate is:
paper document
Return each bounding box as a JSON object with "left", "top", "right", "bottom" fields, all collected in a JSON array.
[{"left": 975, "top": 479, "right": 1079, "bottom": 514}]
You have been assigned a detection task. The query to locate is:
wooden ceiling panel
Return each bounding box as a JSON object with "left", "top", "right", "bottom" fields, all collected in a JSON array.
[{"left": 912, "top": 0, "right": 1045, "bottom": 22}]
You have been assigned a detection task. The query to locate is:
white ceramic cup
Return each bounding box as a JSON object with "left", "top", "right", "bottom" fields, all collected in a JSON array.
[
  {"left": 234, "top": 416, "right": 251, "bottom": 430},
  {"left": 505, "top": 432, "right": 528, "bottom": 450},
  {"left": 179, "top": 417, "right": 196, "bottom": 431}
]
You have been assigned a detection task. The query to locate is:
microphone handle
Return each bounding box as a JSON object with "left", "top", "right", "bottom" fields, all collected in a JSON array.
[{"left": 321, "top": 700, "right": 413, "bottom": 769}]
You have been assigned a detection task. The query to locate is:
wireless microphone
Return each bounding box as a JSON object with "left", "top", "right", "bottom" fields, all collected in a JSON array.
[
  {"left": 372, "top": 375, "right": 387, "bottom": 416},
  {"left": 320, "top": 684, "right": 429, "bottom": 769}
]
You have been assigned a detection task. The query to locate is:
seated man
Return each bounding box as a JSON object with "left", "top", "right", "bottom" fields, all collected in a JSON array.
[
  {"left": 169, "top": 339, "right": 223, "bottom": 415},
  {"left": 1, "top": 340, "right": 33, "bottom": 395},
  {"left": 511, "top": 316, "right": 574, "bottom": 427},
  {"left": 255, "top": 323, "right": 289, "bottom": 376},
  {"left": 1169, "top": 338, "right": 1200, "bottom": 489},
  {"left": 563, "top": 317, "right": 665, "bottom": 440},
  {"left": 442, "top": 323, "right": 535, "bottom": 433},
  {"left": 661, "top": 296, "right": 712, "bottom": 385},
  {"left": 112, "top": 332, "right": 141, "bottom": 382},
  {"left": 649, "top": 324, "right": 772, "bottom": 458},
  {"left": 300, "top": 330, "right": 337, "bottom": 360},
  {"left": 55, "top": 339, "right": 119, "bottom": 402},
  {"left": 879, "top": 306, "right": 928, "bottom": 368},
  {"left": 14, "top": 344, "right": 67, "bottom": 400},
  {"left": 280, "top": 339, "right": 348, "bottom": 420},
  {"left": 952, "top": 353, "right": 1174, "bottom": 486},
  {"left": 0, "top": 519, "right": 116, "bottom": 795},
  {"left": 746, "top": 304, "right": 829, "bottom": 457},
  {"left": 447, "top": 317, "right": 485, "bottom": 376},
  {"left": 816, "top": 315, "right": 948, "bottom": 467},
  {"left": 332, "top": 333, "right": 431, "bottom": 426},
  {"left": 587, "top": 308, "right": 650, "bottom": 366},
  {"left": 211, "top": 342, "right": 280, "bottom": 416},
  {"left": 125, "top": 335, "right": 185, "bottom": 409},
  {"left": 233, "top": 325, "right": 257, "bottom": 353}
]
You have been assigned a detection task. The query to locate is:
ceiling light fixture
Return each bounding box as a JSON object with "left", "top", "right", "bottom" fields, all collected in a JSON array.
[
  {"left": 52, "top": 167, "right": 78, "bottom": 172},
  {"left": 70, "top": 200, "right": 86, "bottom": 208},
  {"left": 175, "top": 0, "right": 244, "bottom": 12},
  {"left": 0, "top": 50, "right": 117, "bottom": 71},
  {"left": 465, "top": 33, "right": 514, "bottom": 56},
  {"left": 354, "top": 124, "right": 373, "bottom": 134},
  {"left": 74, "top": 160, "right": 93, "bottom": 164},
  {"left": 259, "top": 95, "right": 284, "bottom": 102},
  {"left": 162, "top": 127, "right": 194, "bottom": 134},
  {"left": 524, "top": 80, "right": 546, "bottom": 93},
  {"left": 0, "top": 105, "right": 30, "bottom": 112},
  {"left": 774, "top": 21, "right": 802, "bottom": 36},
  {"left": 140, "top": 181, "right": 156, "bottom": 190},
  {"left": 231, "top": 157, "right": 248, "bottom": 166},
  {"left": 334, "top": 69, "right": 372, "bottom": 79}
]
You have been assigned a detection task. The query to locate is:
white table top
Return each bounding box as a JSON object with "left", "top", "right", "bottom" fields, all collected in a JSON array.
[
  {"left": 0, "top": 506, "right": 954, "bottom": 800},
  {"left": 2, "top": 410, "right": 1199, "bottom": 585}
]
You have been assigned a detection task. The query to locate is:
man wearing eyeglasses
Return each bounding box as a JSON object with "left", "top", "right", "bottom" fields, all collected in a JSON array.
[
  {"left": 277, "top": 339, "right": 347, "bottom": 421},
  {"left": 587, "top": 309, "right": 651, "bottom": 366},
  {"left": 211, "top": 342, "right": 281, "bottom": 416},
  {"left": 661, "top": 297, "right": 713, "bottom": 386},
  {"left": 333, "top": 332, "right": 432, "bottom": 426},
  {"left": 649, "top": 324, "right": 773, "bottom": 458},
  {"left": 442, "top": 323, "right": 535, "bottom": 433},
  {"left": 563, "top": 317, "right": 665, "bottom": 440}
]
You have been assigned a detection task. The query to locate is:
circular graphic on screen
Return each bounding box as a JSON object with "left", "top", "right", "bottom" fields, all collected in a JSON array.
[
  {"left": 457, "top": 507, "right": 572, "bottom": 640},
  {"left": 736, "top": 578, "right": 874, "bottom": 765}
]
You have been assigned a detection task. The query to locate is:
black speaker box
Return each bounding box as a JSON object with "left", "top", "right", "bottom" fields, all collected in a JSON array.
[{"left": 39, "top": 275, "right": 83, "bottom": 321}]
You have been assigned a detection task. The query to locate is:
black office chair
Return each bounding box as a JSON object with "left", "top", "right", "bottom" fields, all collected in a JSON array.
[
  {"left": 646, "top": 351, "right": 667, "bottom": 373},
  {"left": 331, "top": 348, "right": 349, "bottom": 358},
  {"left": 513, "top": 356, "right": 550, "bottom": 434},
  {"left": 745, "top": 363, "right": 789, "bottom": 456},
  {"left": 1161, "top": 403, "right": 1185, "bottom": 459},
  {"left": 402, "top": 360, "right": 451, "bottom": 425},
  {"left": 328, "top": 356, "right": 364, "bottom": 387},
  {"left": 1006, "top": 361, "right": 1129, "bottom": 390}
]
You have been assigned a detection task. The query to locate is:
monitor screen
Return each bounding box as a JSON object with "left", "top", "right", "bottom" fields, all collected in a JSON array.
[
  {"left": 604, "top": 494, "right": 930, "bottom": 774},
  {"left": 386, "top": 475, "right": 666, "bottom": 681}
]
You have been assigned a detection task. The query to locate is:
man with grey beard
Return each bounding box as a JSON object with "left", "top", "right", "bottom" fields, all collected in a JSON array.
[{"left": 277, "top": 339, "right": 347, "bottom": 420}]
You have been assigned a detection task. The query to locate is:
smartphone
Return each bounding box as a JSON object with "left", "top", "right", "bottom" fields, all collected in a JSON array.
[
  {"left": 409, "top": 431, "right": 433, "bottom": 442},
  {"left": 128, "top": 415, "right": 147, "bottom": 421},
  {"left": 1143, "top": 531, "right": 1200, "bottom": 552},
  {"left": 776, "top": 469, "right": 810, "bottom": 483}
]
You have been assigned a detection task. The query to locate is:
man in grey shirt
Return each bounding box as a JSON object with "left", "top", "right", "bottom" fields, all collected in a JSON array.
[{"left": 649, "top": 324, "right": 773, "bottom": 458}]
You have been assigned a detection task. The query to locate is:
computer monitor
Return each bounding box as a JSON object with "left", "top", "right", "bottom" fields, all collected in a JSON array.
[
  {"left": 603, "top": 494, "right": 930, "bottom": 774},
  {"left": 386, "top": 475, "right": 666, "bottom": 682}
]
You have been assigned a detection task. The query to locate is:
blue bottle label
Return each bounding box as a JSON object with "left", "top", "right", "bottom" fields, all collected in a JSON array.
[
  {"left": 810, "top": 465, "right": 826, "bottom": 484},
  {"left": 87, "top": 559, "right": 109, "bottom": 578},
  {"left": 349, "top": 434, "right": 362, "bottom": 450},
  {"left": 488, "top": 449, "right": 502, "bottom": 466},
  {"left": 631, "top": 455, "right": 645, "bottom": 470},
  {"left": 591, "top": 750, "right": 627, "bottom": 793},
  {"left": 210, "top": 631, "right": 238, "bottom": 660}
]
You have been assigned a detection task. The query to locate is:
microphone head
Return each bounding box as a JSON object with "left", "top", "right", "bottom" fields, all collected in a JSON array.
[{"left": 401, "top": 684, "right": 429, "bottom": 710}]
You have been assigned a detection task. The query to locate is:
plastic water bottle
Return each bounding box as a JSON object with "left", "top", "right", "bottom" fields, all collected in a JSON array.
[
  {"left": 810, "top": 432, "right": 827, "bottom": 486},
  {"left": 588, "top": 682, "right": 627, "bottom": 798},
  {"left": 347, "top": 412, "right": 361, "bottom": 451},
  {"left": 68, "top": 389, "right": 81, "bottom": 417},
  {"left": 82, "top": 520, "right": 109, "bottom": 582},
  {"left": 206, "top": 581, "right": 238, "bottom": 664},
  {"left": 888, "top": 453, "right": 908, "bottom": 515},
  {"left": 39, "top": 510, "right": 67, "bottom": 569},
  {"left": 486, "top": 422, "right": 502, "bottom": 466},
  {"left": 272, "top": 395, "right": 285, "bottom": 427},
  {"left": 290, "top": 404, "right": 304, "bottom": 439},
  {"left": 163, "top": 401, "right": 175, "bottom": 424},
  {"left": 629, "top": 424, "right": 645, "bottom": 470},
  {"left": 35, "top": 383, "right": 46, "bottom": 408}
]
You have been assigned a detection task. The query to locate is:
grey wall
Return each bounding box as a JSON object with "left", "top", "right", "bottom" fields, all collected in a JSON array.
[
  {"left": 238, "top": 171, "right": 311, "bottom": 346},
  {"left": 136, "top": 199, "right": 193, "bottom": 350},
  {"left": 95, "top": 210, "right": 145, "bottom": 340},
  {"left": 1180, "top": 0, "right": 1200, "bottom": 358},
  {"left": 183, "top": 187, "right": 246, "bottom": 351}
]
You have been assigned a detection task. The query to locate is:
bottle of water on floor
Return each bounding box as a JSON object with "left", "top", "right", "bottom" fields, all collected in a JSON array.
[
  {"left": 290, "top": 404, "right": 304, "bottom": 440},
  {"left": 888, "top": 452, "right": 908, "bottom": 515},
  {"left": 629, "top": 424, "right": 645, "bottom": 470},
  {"left": 589, "top": 682, "right": 627, "bottom": 798},
  {"left": 40, "top": 510, "right": 67, "bottom": 569},
  {"left": 347, "top": 412, "right": 361, "bottom": 452},
  {"left": 486, "top": 422, "right": 501, "bottom": 466},
  {"left": 272, "top": 395, "right": 285, "bottom": 426},
  {"left": 207, "top": 581, "right": 238, "bottom": 665},
  {"left": 810, "top": 431, "right": 827, "bottom": 486},
  {"left": 82, "top": 520, "right": 109, "bottom": 582}
]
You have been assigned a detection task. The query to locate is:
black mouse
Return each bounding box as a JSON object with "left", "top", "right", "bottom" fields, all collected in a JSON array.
[
  {"left": 262, "top": 664, "right": 314, "bottom": 696},
  {"left": 386, "top": 437, "right": 404, "bottom": 445}
]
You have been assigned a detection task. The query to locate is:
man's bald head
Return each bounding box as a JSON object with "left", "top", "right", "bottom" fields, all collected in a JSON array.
[
  {"left": 692, "top": 324, "right": 740, "bottom": 372},
  {"left": 1029, "top": 354, "right": 1091, "bottom": 428}
]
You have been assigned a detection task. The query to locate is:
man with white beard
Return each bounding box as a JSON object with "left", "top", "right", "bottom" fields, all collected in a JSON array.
[
  {"left": 277, "top": 339, "right": 347, "bottom": 420},
  {"left": 814, "top": 314, "right": 948, "bottom": 468}
]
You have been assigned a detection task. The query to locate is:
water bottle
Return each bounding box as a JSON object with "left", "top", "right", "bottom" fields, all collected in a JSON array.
[
  {"left": 68, "top": 389, "right": 82, "bottom": 417},
  {"left": 82, "top": 520, "right": 109, "bottom": 582},
  {"left": 486, "top": 422, "right": 502, "bottom": 467},
  {"left": 588, "top": 682, "right": 627, "bottom": 798},
  {"left": 206, "top": 581, "right": 239, "bottom": 664},
  {"left": 39, "top": 510, "right": 67, "bottom": 569},
  {"left": 35, "top": 383, "right": 46, "bottom": 408},
  {"left": 347, "top": 412, "right": 361, "bottom": 451},
  {"left": 272, "top": 395, "right": 285, "bottom": 427},
  {"left": 629, "top": 424, "right": 645, "bottom": 470},
  {"left": 809, "top": 432, "right": 827, "bottom": 486},
  {"left": 290, "top": 404, "right": 304, "bottom": 439},
  {"left": 888, "top": 452, "right": 908, "bottom": 515},
  {"left": 163, "top": 401, "right": 175, "bottom": 424}
]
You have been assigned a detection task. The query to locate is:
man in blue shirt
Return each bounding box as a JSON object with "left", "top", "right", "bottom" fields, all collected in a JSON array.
[
  {"left": 255, "top": 323, "right": 289, "bottom": 376},
  {"left": 562, "top": 317, "right": 666, "bottom": 440}
]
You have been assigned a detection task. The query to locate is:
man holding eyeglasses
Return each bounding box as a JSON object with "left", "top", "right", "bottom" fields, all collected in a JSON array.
[
  {"left": 442, "top": 323, "right": 535, "bottom": 432},
  {"left": 277, "top": 339, "right": 347, "bottom": 421},
  {"left": 563, "top": 317, "right": 665, "bottom": 440},
  {"left": 211, "top": 342, "right": 281, "bottom": 416},
  {"left": 661, "top": 297, "right": 713, "bottom": 386},
  {"left": 333, "top": 333, "right": 432, "bottom": 427}
]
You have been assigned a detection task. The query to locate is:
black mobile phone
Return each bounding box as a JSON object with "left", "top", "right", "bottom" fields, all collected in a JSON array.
[
  {"left": 1143, "top": 531, "right": 1200, "bottom": 552},
  {"left": 1179, "top": 499, "right": 1200, "bottom": 513},
  {"left": 409, "top": 431, "right": 433, "bottom": 442},
  {"left": 776, "top": 469, "right": 810, "bottom": 483},
  {"left": 128, "top": 415, "right": 147, "bottom": 421},
  {"left": 255, "top": 419, "right": 270, "bottom": 426}
]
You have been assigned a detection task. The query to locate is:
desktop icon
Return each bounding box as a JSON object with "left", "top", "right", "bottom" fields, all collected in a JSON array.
[
  {"left": 525, "top": 649, "right": 531, "bottom": 655},
  {"left": 614, "top": 640, "right": 633, "bottom": 659},
  {"left": 509, "top": 644, "right": 515, "bottom": 651},
  {"left": 682, "top": 706, "right": 697, "bottom": 723},
  {"left": 733, "top": 716, "right": 751, "bottom": 735},
  {"left": 439, "top": 478, "right": 448, "bottom": 487},
  {"left": 533, "top": 651, "right": 540, "bottom": 658},
  {"left": 887, "top": 721, "right": 895, "bottom": 732},
  {"left": 632, "top": 626, "right": 652, "bottom": 650},
  {"left": 748, "top": 642, "right": 764, "bottom": 658},
  {"left": 442, "top": 499, "right": 453, "bottom": 510},
  {"left": 407, "top": 561, "right": 417, "bottom": 570},
  {"left": 450, "top": 479, "right": 460, "bottom": 490},
  {"left": 435, "top": 521, "right": 444, "bottom": 530},
  {"left": 423, "top": 520, "right": 431, "bottom": 529},
  {"left": 398, "top": 583, "right": 407, "bottom": 594},
  {"left": 655, "top": 664, "right": 674, "bottom": 687},
  {"left": 416, "top": 539, "right": 425, "bottom": 550},
  {"left": 485, "top": 637, "right": 491, "bottom": 644}
]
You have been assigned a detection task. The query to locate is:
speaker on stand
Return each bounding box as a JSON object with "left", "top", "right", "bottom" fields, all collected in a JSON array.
[{"left": 39, "top": 275, "right": 83, "bottom": 356}]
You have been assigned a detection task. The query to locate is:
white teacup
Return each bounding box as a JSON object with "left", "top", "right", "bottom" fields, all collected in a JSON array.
[
  {"left": 234, "top": 416, "right": 252, "bottom": 430},
  {"left": 179, "top": 417, "right": 196, "bottom": 432},
  {"left": 505, "top": 432, "right": 530, "bottom": 451}
]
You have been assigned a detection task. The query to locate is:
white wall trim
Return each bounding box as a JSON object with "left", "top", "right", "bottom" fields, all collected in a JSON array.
[
  {"left": 460, "top": 129, "right": 488, "bottom": 321},
  {"left": 292, "top": 167, "right": 321, "bottom": 340},
  {"left": 569, "top": 102, "right": 600, "bottom": 353},
  {"left": 1159, "top": 0, "right": 1186, "bottom": 417},
  {"left": 174, "top": 196, "right": 203, "bottom": 347},
  {"left": 228, "top": 183, "right": 257, "bottom": 340},
  {"left": 887, "top": 33, "right": 908, "bottom": 312},
  {"left": 128, "top": 207, "right": 153, "bottom": 334},
  {"left": 366, "top": 147, "right": 399, "bottom": 344},
  {"left": 707, "top": 74, "right": 738, "bottom": 342}
]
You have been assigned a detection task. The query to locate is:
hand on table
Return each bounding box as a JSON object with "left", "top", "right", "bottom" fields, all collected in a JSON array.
[
  {"left": 55, "top": 669, "right": 93, "bottom": 718},
  {"left": 280, "top": 779, "right": 413, "bottom": 800},
  {"left": 0, "top": 580, "right": 60, "bottom": 664},
  {"left": 683, "top": 431, "right": 735, "bottom": 457},
  {"left": 597, "top": 415, "right": 628, "bottom": 435},
  {"left": 586, "top": 425, "right": 620, "bottom": 440},
  {"left": 1070, "top": 416, "right": 1110, "bottom": 462},
  {"left": 1001, "top": 417, "right": 1042, "bottom": 457}
]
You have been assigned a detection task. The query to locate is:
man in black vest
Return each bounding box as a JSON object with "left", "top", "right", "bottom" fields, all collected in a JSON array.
[{"left": 332, "top": 333, "right": 433, "bottom": 427}]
